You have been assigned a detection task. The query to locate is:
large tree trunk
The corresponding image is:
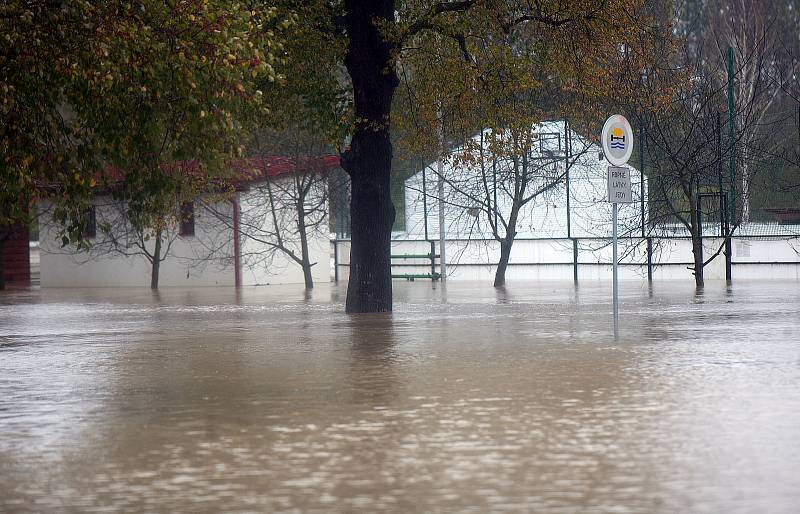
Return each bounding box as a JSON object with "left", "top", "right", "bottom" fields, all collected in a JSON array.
[
  {"left": 0, "top": 236, "right": 5, "bottom": 291},
  {"left": 151, "top": 230, "right": 161, "bottom": 290},
  {"left": 342, "top": 0, "right": 398, "bottom": 313},
  {"left": 297, "top": 205, "right": 314, "bottom": 290}
]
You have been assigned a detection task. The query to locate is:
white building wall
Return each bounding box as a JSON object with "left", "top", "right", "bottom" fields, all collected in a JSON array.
[
  {"left": 401, "top": 122, "right": 647, "bottom": 242},
  {"left": 39, "top": 199, "right": 236, "bottom": 288},
  {"left": 237, "top": 179, "right": 331, "bottom": 286}
]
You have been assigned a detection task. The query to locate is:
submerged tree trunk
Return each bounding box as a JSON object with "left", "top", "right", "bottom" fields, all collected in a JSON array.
[
  {"left": 151, "top": 230, "right": 162, "bottom": 290},
  {"left": 494, "top": 238, "right": 513, "bottom": 287},
  {"left": 342, "top": 0, "right": 398, "bottom": 313},
  {"left": 0, "top": 236, "right": 5, "bottom": 291},
  {"left": 691, "top": 233, "right": 704, "bottom": 287},
  {"left": 689, "top": 205, "right": 704, "bottom": 287},
  {"left": 297, "top": 205, "right": 314, "bottom": 289},
  {"left": 493, "top": 207, "right": 519, "bottom": 288}
]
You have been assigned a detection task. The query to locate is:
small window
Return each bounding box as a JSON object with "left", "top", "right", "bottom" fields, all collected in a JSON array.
[
  {"left": 84, "top": 206, "right": 96, "bottom": 239},
  {"left": 179, "top": 201, "right": 195, "bottom": 237},
  {"left": 539, "top": 132, "right": 561, "bottom": 156}
]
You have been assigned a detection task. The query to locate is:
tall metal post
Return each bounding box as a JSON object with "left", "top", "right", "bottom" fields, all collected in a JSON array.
[
  {"left": 493, "top": 156, "right": 498, "bottom": 231},
  {"left": 333, "top": 241, "right": 339, "bottom": 282},
  {"left": 727, "top": 47, "right": 736, "bottom": 225},
  {"left": 612, "top": 203, "right": 619, "bottom": 334},
  {"left": 639, "top": 115, "right": 645, "bottom": 237},
  {"left": 437, "top": 106, "right": 447, "bottom": 281},
  {"left": 697, "top": 193, "right": 704, "bottom": 267},
  {"left": 717, "top": 113, "right": 732, "bottom": 282},
  {"left": 565, "top": 118, "right": 572, "bottom": 239},
  {"left": 639, "top": 114, "right": 652, "bottom": 283},
  {"left": 421, "top": 159, "right": 429, "bottom": 241}
]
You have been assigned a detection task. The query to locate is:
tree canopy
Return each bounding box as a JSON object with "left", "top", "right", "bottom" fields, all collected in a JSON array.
[{"left": 1, "top": 0, "right": 290, "bottom": 241}]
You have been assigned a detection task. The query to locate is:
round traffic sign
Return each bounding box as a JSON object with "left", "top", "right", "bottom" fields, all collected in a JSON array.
[{"left": 601, "top": 115, "right": 633, "bottom": 166}]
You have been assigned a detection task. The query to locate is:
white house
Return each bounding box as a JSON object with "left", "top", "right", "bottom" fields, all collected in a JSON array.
[{"left": 38, "top": 156, "right": 338, "bottom": 288}]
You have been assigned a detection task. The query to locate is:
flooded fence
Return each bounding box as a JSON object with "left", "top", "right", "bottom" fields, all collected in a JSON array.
[{"left": 332, "top": 234, "right": 800, "bottom": 283}]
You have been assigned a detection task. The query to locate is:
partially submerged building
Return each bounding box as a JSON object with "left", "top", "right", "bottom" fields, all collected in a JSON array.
[{"left": 37, "top": 156, "right": 338, "bottom": 288}]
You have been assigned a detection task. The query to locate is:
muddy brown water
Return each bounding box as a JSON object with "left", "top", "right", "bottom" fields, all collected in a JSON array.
[{"left": 1, "top": 281, "right": 799, "bottom": 513}]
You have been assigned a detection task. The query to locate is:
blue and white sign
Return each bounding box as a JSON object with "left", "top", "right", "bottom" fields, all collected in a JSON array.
[{"left": 601, "top": 115, "right": 634, "bottom": 166}]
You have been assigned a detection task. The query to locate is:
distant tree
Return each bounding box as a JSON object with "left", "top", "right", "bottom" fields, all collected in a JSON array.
[
  {"left": 641, "top": 34, "right": 775, "bottom": 287},
  {"left": 674, "top": 0, "right": 800, "bottom": 222}
]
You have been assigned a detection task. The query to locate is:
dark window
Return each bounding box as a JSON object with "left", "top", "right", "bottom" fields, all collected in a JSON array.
[
  {"left": 179, "top": 201, "right": 195, "bottom": 237},
  {"left": 84, "top": 206, "right": 96, "bottom": 239}
]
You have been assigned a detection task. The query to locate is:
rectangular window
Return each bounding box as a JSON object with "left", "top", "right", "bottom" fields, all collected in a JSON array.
[
  {"left": 84, "top": 206, "right": 96, "bottom": 239},
  {"left": 179, "top": 201, "right": 195, "bottom": 237}
]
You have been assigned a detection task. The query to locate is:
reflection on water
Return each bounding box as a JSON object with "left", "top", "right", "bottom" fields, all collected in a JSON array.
[{"left": 1, "top": 280, "right": 799, "bottom": 513}]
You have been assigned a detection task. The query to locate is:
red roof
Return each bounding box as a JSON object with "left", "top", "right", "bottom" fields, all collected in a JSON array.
[
  {"left": 231, "top": 155, "right": 341, "bottom": 182},
  {"left": 98, "top": 155, "right": 341, "bottom": 190}
]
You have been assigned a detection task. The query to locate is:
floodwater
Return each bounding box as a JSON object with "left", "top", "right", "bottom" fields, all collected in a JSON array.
[{"left": 1, "top": 280, "right": 799, "bottom": 513}]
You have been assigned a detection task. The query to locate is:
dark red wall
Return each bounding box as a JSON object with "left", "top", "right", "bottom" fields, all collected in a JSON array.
[{"left": 2, "top": 223, "right": 30, "bottom": 284}]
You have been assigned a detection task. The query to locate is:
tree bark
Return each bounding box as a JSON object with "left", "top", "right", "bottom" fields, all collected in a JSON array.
[
  {"left": 691, "top": 234, "right": 704, "bottom": 287},
  {"left": 342, "top": 0, "right": 398, "bottom": 313},
  {"left": 0, "top": 236, "right": 5, "bottom": 291},
  {"left": 297, "top": 204, "right": 314, "bottom": 289},
  {"left": 689, "top": 207, "right": 704, "bottom": 288},
  {"left": 494, "top": 207, "right": 520, "bottom": 287},
  {"left": 494, "top": 238, "right": 514, "bottom": 287},
  {"left": 151, "top": 230, "right": 161, "bottom": 290}
]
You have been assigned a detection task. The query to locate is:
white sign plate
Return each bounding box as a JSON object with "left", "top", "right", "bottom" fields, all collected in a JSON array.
[
  {"left": 601, "top": 114, "right": 633, "bottom": 166},
  {"left": 607, "top": 166, "right": 633, "bottom": 203}
]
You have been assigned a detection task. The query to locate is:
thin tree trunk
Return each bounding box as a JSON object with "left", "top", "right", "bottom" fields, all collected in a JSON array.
[
  {"left": 342, "top": 0, "right": 398, "bottom": 313},
  {"left": 494, "top": 207, "right": 519, "bottom": 287},
  {"left": 689, "top": 207, "right": 704, "bottom": 287},
  {"left": 494, "top": 238, "right": 514, "bottom": 287},
  {"left": 297, "top": 205, "right": 313, "bottom": 289},
  {"left": 691, "top": 234, "right": 704, "bottom": 287},
  {"left": 151, "top": 230, "right": 161, "bottom": 290}
]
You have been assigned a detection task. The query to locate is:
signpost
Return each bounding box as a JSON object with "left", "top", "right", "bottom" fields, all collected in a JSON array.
[{"left": 602, "top": 115, "right": 634, "bottom": 336}]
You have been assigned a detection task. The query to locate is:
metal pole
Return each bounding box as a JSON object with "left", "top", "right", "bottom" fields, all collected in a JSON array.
[
  {"left": 612, "top": 203, "right": 619, "bottom": 333},
  {"left": 333, "top": 240, "right": 339, "bottom": 282},
  {"left": 717, "top": 112, "right": 732, "bottom": 282},
  {"left": 724, "top": 194, "right": 732, "bottom": 281},
  {"left": 727, "top": 46, "right": 736, "bottom": 225},
  {"left": 437, "top": 107, "right": 446, "bottom": 281},
  {"left": 639, "top": 114, "right": 645, "bottom": 237},
  {"left": 572, "top": 238, "right": 579, "bottom": 284},
  {"left": 422, "top": 159, "right": 429, "bottom": 241},
  {"left": 697, "top": 194, "right": 704, "bottom": 267},
  {"left": 493, "top": 156, "right": 498, "bottom": 231},
  {"left": 565, "top": 118, "right": 572, "bottom": 239},
  {"left": 646, "top": 237, "right": 653, "bottom": 281}
]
